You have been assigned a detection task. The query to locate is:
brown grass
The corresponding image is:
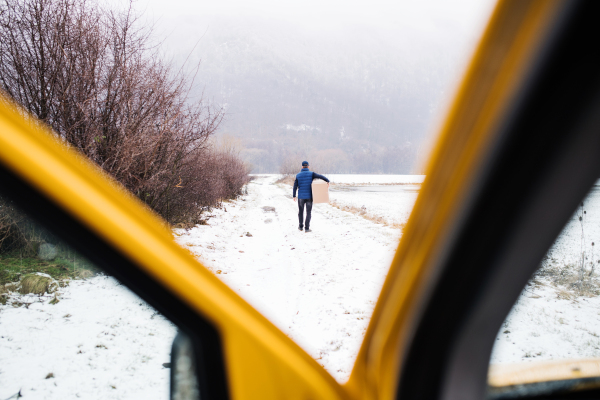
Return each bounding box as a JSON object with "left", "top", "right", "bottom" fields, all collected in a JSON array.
[
  {"left": 275, "top": 176, "right": 296, "bottom": 186},
  {"left": 75, "top": 269, "right": 94, "bottom": 279},
  {"left": 536, "top": 262, "right": 600, "bottom": 297},
  {"left": 329, "top": 201, "right": 406, "bottom": 231},
  {"left": 0, "top": 285, "right": 7, "bottom": 304},
  {"left": 49, "top": 294, "right": 60, "bottom": 305},
  {"left": 18, "top": 274, "right": 58, "bottom": 295}
]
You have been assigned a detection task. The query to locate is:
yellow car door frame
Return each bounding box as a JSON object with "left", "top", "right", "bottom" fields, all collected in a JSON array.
[
  {"left": 350, "top": 1, "right": 600, "bottom": 400},
  {"left": 2, "top": 1, "right": 600, "bottom": 400}
]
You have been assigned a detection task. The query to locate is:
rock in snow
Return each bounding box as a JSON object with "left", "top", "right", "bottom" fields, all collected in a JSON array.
[{"left": 38, "top": 243, "right": 57, "bottom": 261}]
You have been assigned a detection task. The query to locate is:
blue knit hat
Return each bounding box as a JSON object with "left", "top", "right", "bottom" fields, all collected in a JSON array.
[{"left": 302, "top": 161, "right": 309, "bottom": 167}]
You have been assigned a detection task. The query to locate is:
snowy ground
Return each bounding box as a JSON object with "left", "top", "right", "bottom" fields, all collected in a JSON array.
[
  {"left": 329, "top": 185, "right": 419, "bottom": 228},
  {"left": 490, "top": 284, "right": 600, "bottom": 364},
  {"left": 490, "top": 185, "right": 600, "bottom": 366},
  {"left": 0, "top": 276, "right": 176, "bottom": 399},
  {"left": 173, "top": 175, "right": 409, "bottom": 382},
  {"left": 4, "top": 174, "right": 600, "bottom": 399},
  {"left": 0, "top": 174, "right": 417, "bottom": 398}
]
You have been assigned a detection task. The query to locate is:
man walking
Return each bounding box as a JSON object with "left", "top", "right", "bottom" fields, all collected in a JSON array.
[{"left": 293, "top": 161, "right": 330, "bottom": 232}]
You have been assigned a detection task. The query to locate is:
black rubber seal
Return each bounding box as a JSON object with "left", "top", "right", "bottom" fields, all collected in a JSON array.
[{"left": 398, "top": 2, "right": 600, "bottom": 400}]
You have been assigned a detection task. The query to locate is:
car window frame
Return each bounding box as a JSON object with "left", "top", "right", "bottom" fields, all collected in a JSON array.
[
  {"left": 347, "top": 1, "right": 600, "bottom": 400},
  {"left": 3, "top": 1, "right": 600, "bottom": 400},
  {"left": 0, "top": 99, "right": 345, "bottom": 399}
]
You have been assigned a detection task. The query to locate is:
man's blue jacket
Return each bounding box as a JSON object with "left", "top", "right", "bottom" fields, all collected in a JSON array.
[{"left": 293, "top": 168, "right": 329, "bottom": 199}]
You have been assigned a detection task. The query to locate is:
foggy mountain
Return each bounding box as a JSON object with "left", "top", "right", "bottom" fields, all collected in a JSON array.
[{"left": 154, "top": 5, "right": 493, "bottom": 173}]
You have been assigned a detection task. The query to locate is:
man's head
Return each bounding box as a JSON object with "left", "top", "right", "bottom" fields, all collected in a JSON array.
[{"left": 302, "top": 161, "right": 309, "bottom": 169}]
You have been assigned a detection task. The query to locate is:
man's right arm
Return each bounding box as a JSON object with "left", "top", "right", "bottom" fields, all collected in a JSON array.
[
  {"left": 312, "top": 172, "right": 330, "bottom": 183},
  {"left": 293, "top": 177, "right": 298, "bottom": 198}
]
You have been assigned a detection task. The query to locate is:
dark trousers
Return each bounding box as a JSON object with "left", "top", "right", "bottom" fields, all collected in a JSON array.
[{"left": 298, "top": 198, "right": 313, "bottom": 229}]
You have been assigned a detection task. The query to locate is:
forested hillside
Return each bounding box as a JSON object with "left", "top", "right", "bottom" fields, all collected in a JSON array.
[{"left": 158, "top": 11, "right": 488, "bottom": 173}]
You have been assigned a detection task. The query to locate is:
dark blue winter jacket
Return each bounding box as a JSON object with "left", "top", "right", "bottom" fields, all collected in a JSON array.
[{"left": 293, "top": 168, "right": 329, "bottom": 199}]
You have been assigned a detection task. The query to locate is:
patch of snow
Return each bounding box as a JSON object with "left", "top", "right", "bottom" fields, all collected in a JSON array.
[
  {"left": 283, "top": 124, "right": 321, "bottom": 132},
  {"left": 329, "top": 186, "right": 418, "bottom": 228},
  {"left": 175, "top": 175, "right": 403, "bottom": 382},
  {"left": 0, "top": 276, "right": 176, "bottom": 399},
  {"left": 491, "top": 284, "right": 600, "bottom": 365},
  {"left": 491, "top": 185, "right": 600, "bottom": 366}
]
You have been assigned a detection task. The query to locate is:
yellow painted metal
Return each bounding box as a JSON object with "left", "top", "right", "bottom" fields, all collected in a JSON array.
[
  {"left": 347, "top": 1, "right": 567, "bottom": 400},
  {"left": 0, "top": 101, "right": 349, "bottom": 399},
  {"left": 489, "top": 359, "right": 600, "bottom": 387}
]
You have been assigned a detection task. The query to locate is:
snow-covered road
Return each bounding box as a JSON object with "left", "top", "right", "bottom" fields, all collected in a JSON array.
[{"left": 175, "top": 175, "right": 404, "bottom": 382}]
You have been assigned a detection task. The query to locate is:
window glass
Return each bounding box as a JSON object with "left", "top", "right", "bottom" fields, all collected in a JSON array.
[
  {"left": 488, "top": 183, "right": 600, "bottom": 395},
  {"left": 0, "top": 195, "right": 176, "bottom": 399},
  {"left": 163, "top": 0, "right": 496, "bottom": 382},
  {"left": 0, "top": 0, "right": 497, "bottom": 386}
]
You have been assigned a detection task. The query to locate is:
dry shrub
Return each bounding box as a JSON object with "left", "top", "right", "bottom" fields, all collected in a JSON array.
[
  {"left": 555, "top": 289, "right": 575, "bottom": 301},
  {"left": 275, "top": 175, "right": 295, "bottom": 186},
  {"left": 75, "top": 269, "right": 94, "bottom": 279},
  {"left": 0, "top": 196, "right": 54, "bottom": 254},
  {"left": 19, "top": 274, "right": 57, "bottom": 295},
  {"left": 536, "top": 261, "right": 600, "bottom": 297},
  {"left": 165, "top": 139, "right": 251, "bottom": 226},
  {"left": 279, "top": 154, "right": 303, "bottom": 176},
  {"left": 311, "top": 149, "right": 349, "bottom": 174},
  {"left": 0, "top": 0, "right": 248, "bottom": 226},
  {"left": 0, "top": 196, "right": 30, "bottom": 253}
]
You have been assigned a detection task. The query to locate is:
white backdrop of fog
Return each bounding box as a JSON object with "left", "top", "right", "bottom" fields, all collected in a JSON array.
[{"left": 135, "top": 0, "right": 496, "bottom": 173}]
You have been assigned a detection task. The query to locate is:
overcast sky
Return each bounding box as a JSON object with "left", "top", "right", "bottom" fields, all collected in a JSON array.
[
  {"left": 140, "top": 1, "right": 495, "bottom": 92},
  {"left": 137, "top": 0, "right": 495, "bottom": 33},
  {"left": 134, "top": 0, "right": 497, "bottom": 111},
  {"left": 124, "top": 0, "right": 498, "bottom": 172}
]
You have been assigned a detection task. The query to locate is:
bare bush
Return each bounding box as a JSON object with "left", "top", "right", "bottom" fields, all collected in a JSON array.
[
  {"left": 168, "top": 138, "right": 251, "bottom": 226},
  {"left": 279, "top": 153, "right": 303, "bottom": 176},
  {"left": 0, "top": 197, "right": 31, "bottom": 253},
  {"left": 311, "top": 149, "right": 349, "bottom": 174},
  {"left": 0, "top": 0, "right": 247, "bottom": 226},
  {"left": 0, "top": 196, "right": 54, "bottom": 254}
]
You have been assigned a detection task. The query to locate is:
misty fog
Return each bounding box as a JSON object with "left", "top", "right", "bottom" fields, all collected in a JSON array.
[{"left": 140, "top": 0, "right": 496, "bottom": 173}]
